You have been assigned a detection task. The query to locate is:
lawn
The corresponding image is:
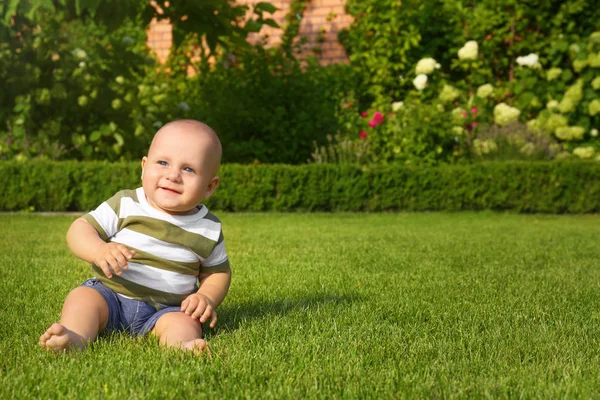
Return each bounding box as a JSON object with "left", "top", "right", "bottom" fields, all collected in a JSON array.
[{"left": 1, "top": 212, "right": 600, "bottom": 398}]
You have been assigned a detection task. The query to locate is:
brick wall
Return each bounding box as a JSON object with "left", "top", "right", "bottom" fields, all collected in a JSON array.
[{"left": 146, "top": 0, "right": 351, "bottom": 65}]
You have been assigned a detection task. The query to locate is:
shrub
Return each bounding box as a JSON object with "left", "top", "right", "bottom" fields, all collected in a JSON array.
[
  {"left": 2, "top": 161, "right": 599, "bottom": 213},
  {"left": 0, "top": 12, "right": 190, "bottom": 162},
  {"left": 187, "top": 48, "right": 360, "bottom": 164},
  {"left": 341, "top": 0, "right": 600, "bottom": 104}
]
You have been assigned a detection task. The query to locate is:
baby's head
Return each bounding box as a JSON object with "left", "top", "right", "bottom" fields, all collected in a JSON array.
[{"left": 141, "top": 120, "right": 222, "bottom": 215}]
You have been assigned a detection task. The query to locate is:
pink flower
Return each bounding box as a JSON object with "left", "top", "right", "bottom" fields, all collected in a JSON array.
[
  {"left": 461, "top": 111, "right": 468, "bottom": 117},
  {"left": 373, "top": 112, "right": 384, "bottom": 124},
  {"left": 368, "top": 119, "right": 378, "bottom": 128},
  {"left": 471, "top": 107, "right": 478, "bottom": 114},
  {"left": 359, "top": 130, "right": 367, "bottom": 139},
  {"left": 472, "top": 122, "right": 478, "bottom": 128},
  {"left": 360, "top": 112, "right": 368, "bottom": 118}
]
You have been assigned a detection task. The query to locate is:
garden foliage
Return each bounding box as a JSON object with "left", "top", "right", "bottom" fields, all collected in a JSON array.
[
  {"left": 335, "top": 0, "right": 600, "bottom": 164},
  {"left": 191, "top": 49, "right": 359, "bottom": 164},
  {"left": 1, "top": 161, "right": 599, "bottom": 213},
  {"left": 1, "top": 0, "right": 599, "bottom": 165}
]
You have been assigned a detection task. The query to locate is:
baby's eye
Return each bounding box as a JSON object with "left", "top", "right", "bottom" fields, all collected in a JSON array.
[
  {"left": 183, "top": 167, "right": 195, "bottom": 173},
  {"left": 157, "top": 160, "right": 168, "bottom": 166}
]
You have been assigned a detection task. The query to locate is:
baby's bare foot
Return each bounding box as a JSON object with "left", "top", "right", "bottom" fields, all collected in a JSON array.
[
  {"left": 39, "top": 323, "right": 86, "bottom": 352},
  {"left": 179, "top": 339, "right": 209, "bottom": 355}
]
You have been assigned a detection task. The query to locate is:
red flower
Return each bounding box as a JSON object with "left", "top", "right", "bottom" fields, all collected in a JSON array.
[
  {"left": 360, "top": 111, "right": 368, "bottom": 118},
  {"left": 471, "top": 107, "right": 478, "bottom": 114},
  {"left": 368, "top": 119, "right": 378, "bottom": 128},
  {"left": 359, "top": 130, "right": 367, "bottom": 139},
  {"left": 373, "top": 112, "right": 384, "bottom": 124},
  {"left": 472, "top": 122, "right": 478, "bottom": 128},
  {"left": 461, "top": 111, "right": 468, "bottom": 117}
]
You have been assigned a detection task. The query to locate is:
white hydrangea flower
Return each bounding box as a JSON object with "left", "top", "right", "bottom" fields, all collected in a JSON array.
[
  {"left": 493, "top": 103, "right": 521, "bottom": 126},
  {"left": 476, "top": 84, "right": 494, "bottom": 98},
  {"left": 546, "top": 100, "right": 559, "bottom": 110},
  {"left": 391, "top": 101, "right": 404, "bottom": 111},
  {"left": 569, "top": 44, "right": 580, "bottom": 55},
  {"left": 452, "top": 126, "right": 465, "bottom": 135},
  {"left": 458, "top": 41, "right": 478, "bottom": 60},
  {"left": 520, "top": 143, "right": 536, "bottom": 156},
  {"left": 473, "top": 139, "right": 498, "bottom": 155},
  {"left": 591, "top": 129, "right": 598, "bottom": 137},
  {"left": 555, "top": 126, "right": 585, "bottom": 141},
  {"left": 438, "top": 85, "right": 460, "bottom": 103},
  {"left": 413, "top": 74, "right": 428, "bottom": 91},
  {"left": 546, "top": 68, "right": 562, "bottom": 81},
  {"left": 558, "top": 80, "right": 584, "bottom": 114},
  {"left": 573, "top": 146, "right": 595, "bottom": 159},
  {"left": 573, "top": 59, "right": 587, "bottom": 72},
  {"left": 527, "top": 119, "right": 541, "bottom": 131},
  {"left": 589, "top": 99, "right": 600, "bottom": 116},
  {"left": 72, "top": 48, "right": 88, "bottom": 59},
  {"left": 543, "top": 113, "right": 568, "bottom": 132},
  {"left": 516, "top": 53, "right": 541, "bottom": 69},
  {"left": 451, "top": 107, "right": 466, "bottom": 124},
  {"left": 415, "top": 58, "right": 440, "bottom": 75}
]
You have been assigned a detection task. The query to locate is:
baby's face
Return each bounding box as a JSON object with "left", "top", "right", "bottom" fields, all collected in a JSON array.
[{"left": 141, "top": 124, "right": 220, "bottom": 215}]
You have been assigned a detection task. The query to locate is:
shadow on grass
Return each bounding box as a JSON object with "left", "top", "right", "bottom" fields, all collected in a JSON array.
[{"left": 207, "top": 292, "right": 362, "bottom": 337}]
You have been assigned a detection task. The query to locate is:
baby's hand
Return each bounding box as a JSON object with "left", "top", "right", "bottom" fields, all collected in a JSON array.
[
  {"left": 93, "top": 242, "right": 135, "bottom": 279},
  {"left": 180, "top": 293, "right": 218, "bottom": 328}
]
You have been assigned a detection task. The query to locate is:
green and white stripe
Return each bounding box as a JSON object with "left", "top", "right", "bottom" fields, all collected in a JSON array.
[{"left": 83, "top": 187, "right": 229, "bottom": 308}]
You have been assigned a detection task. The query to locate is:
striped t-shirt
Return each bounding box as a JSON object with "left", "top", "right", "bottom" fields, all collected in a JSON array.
[{"left": 83, "top": 187, "right": 230, "bottom": 308}]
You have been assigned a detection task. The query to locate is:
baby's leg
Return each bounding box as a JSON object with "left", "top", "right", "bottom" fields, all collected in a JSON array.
[
  {"left": 39, "top": 286, "right": 109, "bottom": 351},
  {"left": 151, "top": 312, "right": 206, "bottom": 354}
]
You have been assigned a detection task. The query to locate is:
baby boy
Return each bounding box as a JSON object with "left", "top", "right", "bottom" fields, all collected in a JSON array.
[{"left": 39, "top": 120, "right": 231, "bottom": 353}]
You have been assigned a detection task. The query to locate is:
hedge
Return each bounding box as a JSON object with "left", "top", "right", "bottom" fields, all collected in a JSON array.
[{"left": 1, "top": 161, "right": 599, "bottom": 213}]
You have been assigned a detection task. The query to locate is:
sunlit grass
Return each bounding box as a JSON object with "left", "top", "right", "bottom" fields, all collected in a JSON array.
[{"left": 1, "top": 212, "right": 600, "bottom": 398}]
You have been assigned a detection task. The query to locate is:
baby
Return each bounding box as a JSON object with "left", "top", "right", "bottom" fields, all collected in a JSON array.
[{"left": 40, "top": 120, "right": 231, "bottom": 353}]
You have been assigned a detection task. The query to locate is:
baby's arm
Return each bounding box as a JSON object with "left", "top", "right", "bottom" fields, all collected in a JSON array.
[
  {"left": 180, "top": 269, "right": 232, "bottom": 328},
  {"left": 67, "top": 217, "right": 135, "bottom": 279}
]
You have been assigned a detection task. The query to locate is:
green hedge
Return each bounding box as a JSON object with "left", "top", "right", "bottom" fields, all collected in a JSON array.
[{"left": 1, "top": 161, "right": 599, "bottom": 213}]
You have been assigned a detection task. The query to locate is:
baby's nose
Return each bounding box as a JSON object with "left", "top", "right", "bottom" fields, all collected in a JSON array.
[{"left": 166, "top": 168, "right": 181, "bottom": 181}]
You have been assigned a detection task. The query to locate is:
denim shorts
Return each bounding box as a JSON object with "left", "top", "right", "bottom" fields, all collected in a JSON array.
[{"left": 81, "top": 278, "right": 182, "bottom": 336}]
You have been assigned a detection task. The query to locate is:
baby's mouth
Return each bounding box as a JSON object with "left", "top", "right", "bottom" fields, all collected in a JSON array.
[{"left": 159, "top": 186, "right": 181, "bottom": 194}]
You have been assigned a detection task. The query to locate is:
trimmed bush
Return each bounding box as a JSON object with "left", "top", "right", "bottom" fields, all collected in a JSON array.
[{"left": 0, "top": 161, "right": 598, "bottom": 213}]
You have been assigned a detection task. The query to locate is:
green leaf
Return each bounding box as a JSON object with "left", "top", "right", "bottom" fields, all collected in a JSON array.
[
  {"left": 255, "top": 2, "right": 278, "bottom": 14},
  {"left": 89, "top": 131, "right": 101, "bottom": 142},
  {"left": 263, "top": 18, "right": 279, "bottom": 29},
  {"left": 245, "top": 19, "right": 262, "bottom": 33},
  {"left": 114, "top": 133, "right": 124, "bottom": 146}
]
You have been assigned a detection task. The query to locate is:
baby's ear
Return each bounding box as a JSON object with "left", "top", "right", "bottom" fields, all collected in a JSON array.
[
  {"left": 140, "top": 157, "right": 147, "bottom": 180},
  {"left": 204, "top": 176, "right": 220, "bottom": 198}
]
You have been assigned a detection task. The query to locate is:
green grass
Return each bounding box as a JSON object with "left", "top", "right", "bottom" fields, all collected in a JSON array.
[{"left": 2, "top": 212, "right": 600, "bottom": 398}]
